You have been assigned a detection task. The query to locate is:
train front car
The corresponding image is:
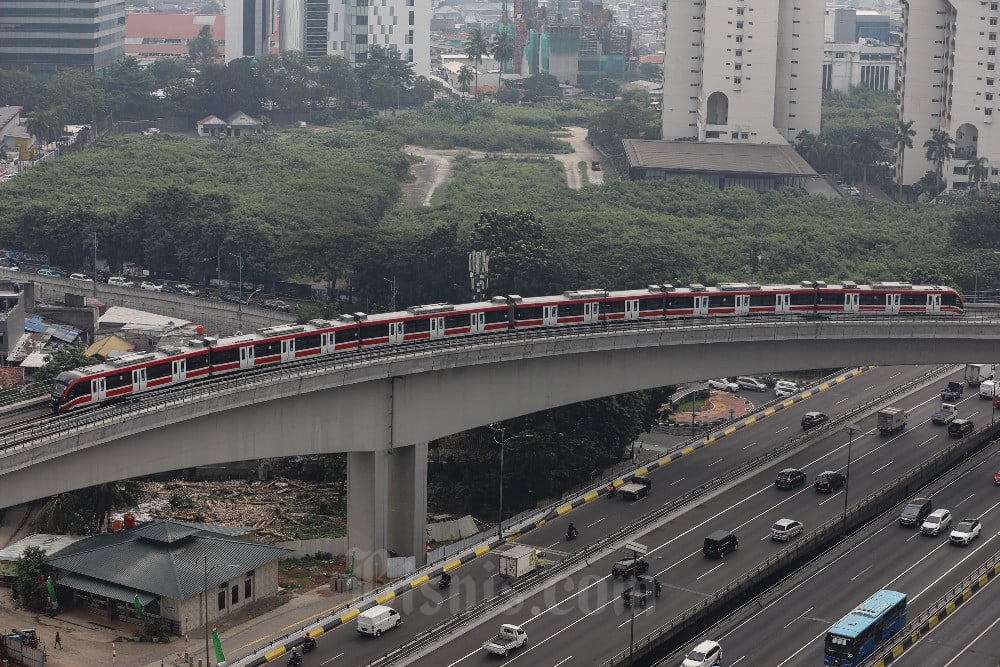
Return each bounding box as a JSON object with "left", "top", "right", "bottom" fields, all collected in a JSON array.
[{"left": 51, "top": 370, "right": 85, "bottom": 413}]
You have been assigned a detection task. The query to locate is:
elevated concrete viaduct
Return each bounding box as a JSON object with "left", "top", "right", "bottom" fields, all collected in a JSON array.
[{"left": 2, "top": 317, "right": 997, "bottom": 577}]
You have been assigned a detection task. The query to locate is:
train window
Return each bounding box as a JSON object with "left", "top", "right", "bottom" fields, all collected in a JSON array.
[
  {"left": 816, "top": 292, "right": 842, "bottom": 305},
  {"left": 900, "top": 293, "right": 923, "bottom": 306},
  {"left": 484, "top": 309, "right": 508, "bottom": 324},
  {"left": 212, "top": 348, "right": 239, "bottom": 365},
  {"left": 789, "top": 293, "right": 814, "bottom": 306},
  {"left": 749, "top": 293, "right": 773, "bottom": 307},
  {"left": 69, "top": 383, "right": 89, "bottom": 399},
  {"left": 942, "top": 294, "right": 960, "bottom": 307},
  {"left": 338, "top": 327, "right": 359, "bottom": 343},
  {"left": 444, "top": 313, "right": 469, "bottom": 329},
  {"left": 561, "top": 302, "right": 586, "bottom": 317},
  {"left": 858, "top": 293, "right": 883, "bottom": 306},
  {"left": 146, "top": 362, "right": 171, "bottom": 380},
  {"left": 515, "top": 306, "right": 544, "bottom": 321},
  {"left": 603, "top": 299, "right": 626, "bottom": 314},
  {"left": 708, "top": 294, "right": 733, "bottom": 308},
  {"left": 408, "top": 318, "right": 430, "bottom": 333},
  {"left": 666, "top": 296, "right": 694, "bottom": 311},
  {"left": 107, "top": 372, "right": 130, "bottom": 390},
  {"left": 361, "top": 323, "right": 389, "bottom": 339},
  {"left": 187, "top": 354, "right": 210, "bottom": 370},
  {"left": 255, "top": 341, "right": 280, "bottom": 358},
  {"left": 298, "top": 334, "right": 321, "bottom": 351}
]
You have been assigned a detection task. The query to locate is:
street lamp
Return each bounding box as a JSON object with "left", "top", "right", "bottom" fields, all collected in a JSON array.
[
  {"left": 230, "top": 253, "right": 245, "bottom": 333},
  {"left": 843, "top": 424, "right": 860, "bottom": 533},
  {"left": 488, "top": 425, "right": 539, "bottom": 542},
  {"left": 383, "top": 276, "right": 397, "bottom": 312},
  {"left": 203, "top": 556, "right": 237, "bottom": 667}
]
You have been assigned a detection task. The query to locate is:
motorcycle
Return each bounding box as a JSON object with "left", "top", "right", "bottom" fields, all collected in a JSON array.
[
  {"left": 622, "top": 587, "right": 633, "bottom": 608},
  {"left": 439, "top": 574, "right": 451, "bottom": 590},
  {"left": 606, "top": 484, "right": 617, "bottom": 498},
  {"left": 302, "top": 637, "right": 317, "bottom": 654},
  {"left": 566, "top": 527, "right": 578, "bottom": 541},
  {"left": 287, "top": 652, "right": 303, "bottom": 667}
]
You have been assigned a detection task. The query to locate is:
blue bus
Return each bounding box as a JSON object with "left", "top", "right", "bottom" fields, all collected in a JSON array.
[{"left": 824, "top": 590, "right": 907, "bottom": 667}]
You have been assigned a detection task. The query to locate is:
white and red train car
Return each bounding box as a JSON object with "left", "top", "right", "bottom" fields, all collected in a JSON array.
[{"left": 51, "top": 281, "right": 963, "bottom": 413}]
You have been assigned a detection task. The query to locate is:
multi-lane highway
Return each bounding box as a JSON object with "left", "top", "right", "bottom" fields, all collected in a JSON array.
[{"left": 297, "top": 366, "right": 978, "bottom": 666}]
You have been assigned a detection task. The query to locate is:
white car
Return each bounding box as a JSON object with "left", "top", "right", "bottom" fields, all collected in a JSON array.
[
  {"left": 69, "top": 273, "right": 93, "bottom": 282},
  {"left": 708, "top": 378, "right": 738, "bottom": 392},
  {"left": 921, "top": 509, "right": 952, "bottom": 536},
  {"left": 108, "top": 276, "right": 134, "bottom": 288},
  {"left": 682, "top": 639, "right": 722, "bottom": 667},
  {"left": 140, "top": 281, "right": 163, "bottom": 291},
  {"left": 949, "top": 519, "right": 981, "bottom": 545},
  {"left": 774, "top": 380, "right": 800, "bottom": 394},
  {"left": 770, "top": 518, "right": 803, "bottom": 541},
  {"left": 736, "top": 376, "right": 768, "bottom": 392}
]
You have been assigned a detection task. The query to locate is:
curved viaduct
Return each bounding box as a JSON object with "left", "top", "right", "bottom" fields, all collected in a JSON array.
[{"left": 3, "top": 317, "right": 997, "bottom": 576}]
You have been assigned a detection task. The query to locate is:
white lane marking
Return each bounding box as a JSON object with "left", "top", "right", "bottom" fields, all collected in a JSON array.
[
  {"left": 730, "top": 657, "right": 747, "bottom": 666},
  {"left": 546, "top": 542, "right": 560, "bottom": 549},
  {"left": 670, "top": 477, "right": 686, "bottom": 486},
  {"left": 850, "top": 565, "right": 872, "bottom": 581},
  {"left": 434, "top": 593, "right": 460, "bottom": 606},
  {"left": 864, "top": 384, "right": 876, "bottom": 391},
  {"left": 955, "top": 494, "right": 975, "bottom": 508},
  {"left": 776, "top": 426, "right": 789, "bottom": 434},
  {"left": 615, "top": 606, "right": 654, "bottom": 629},
  {"left": 709, "top": 458, "right": 724, "bottom": 467},
  {"left": 783, "top": 606, "right": 814, "bottom": 629},
  {"left": 321, "top": 653, "right": 345, "bottom": 665},
  {"left": 889, "top": 372, "right": 901, "bottom": 378},
  {"left": 818, "top": 492, "right": 843, "bottom": 505},
  {"left": 938, "top": 609, "right": 1000, "bottom": 667},
  {"left": 587, "top": 518, "right": 605, "bottom": 528},
  {"left": 836, "top": 397, "right": 848, "bottom": 405},
  {"left": 917, "top": 435, "right": 937, "bottom": 448},
  {"left": 552, "top": 657, "right": 574, "bottom": 667},
  {"left": 696, "top": 562, "right": 725, "bottom": 580},
  {"left": 905, "top": 531, "right": 922, "bottom": 542},
  {"left": 905, "top": 534, "right": 1000, "bottom": 602},
  {"left": 871, "top": 461, "right": 894, "bottom": 474},
  {"left": 742, "top": 442, "right": 757, "bottom": 450}
]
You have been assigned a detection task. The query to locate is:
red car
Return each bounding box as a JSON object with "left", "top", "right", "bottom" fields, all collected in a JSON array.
[{"left": 994, "top": 470, "right": 1000, "bottom": 485}]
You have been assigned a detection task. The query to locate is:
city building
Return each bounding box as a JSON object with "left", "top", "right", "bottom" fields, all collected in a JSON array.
[
  {"left": 826, "top": 7, "right": 895, "bottom": 45},
  {"left": 660, "top": 0, "right": 824, "bottom": 144},
  {"left": 898, "top": 0, "right": 1000, "bottom": 192},
  {"left": 225, "top": 0, "right": 276, "bottom": 62},
  {"left": 0, "top": 0, "right": 126, "bottom": 79},
  {"left": 125, "top": 13, "right": 225, "bottom": 64},
  {"left": 822, "top": 41, "right": 897, "bottom": 92},
  {"left": 274, "top": 0, "right": 431, "bottom": 77}
]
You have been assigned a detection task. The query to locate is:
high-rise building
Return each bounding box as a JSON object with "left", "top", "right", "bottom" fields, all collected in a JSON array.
[
  {"left": 898, "top": 1, "right": 997, "bottom": 191},
  {"left": 272, "top": 0, "right": 430, "bottom": 78},
  {"left": 225, "top": 0, "right": 276, "bottom": 62},
  {"left": 0, "top": 0, "right": 126, "bottom": 79},
  {"left": 660, "top": 0, "right": 824, "bottom": 144}
]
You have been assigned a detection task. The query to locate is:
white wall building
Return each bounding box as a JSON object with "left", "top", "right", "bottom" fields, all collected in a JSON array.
[
  {"left": 278, "top": 0, "right": 431, "bottom": 78},
  {"left": 225, "top": 0, "right": 276, "bottom": 62},
  {"left": 899, "top": 0, "right": 1000, "bottom": 191},
  {"left": 661, "top": 0, "right": 824, "bottom": 144},
  {"left": 823, "top": 41, "right": 898, "bottom": 92}
]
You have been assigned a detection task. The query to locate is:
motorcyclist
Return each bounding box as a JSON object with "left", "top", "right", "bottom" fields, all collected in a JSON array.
[
  {"left": 654, "top": 578, "right": 662, "bottom": 597},
  {"left": 440, "top": 572, "right": 452, "bottom": 588},
  {"left": 288, "top": 649, "right": 301, "bottom": 666},
  {"left": 606, "top": 483, "right": 616, "bottom": 495},
  {"left": 303, "top": 636, "right": 316, "bottom": 651},
  {"left": 567, "top": 523, "right": 578, "bottom": 538}
]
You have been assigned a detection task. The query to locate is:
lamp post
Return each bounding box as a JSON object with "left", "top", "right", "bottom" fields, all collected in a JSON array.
[
  {"left": 383, "top": 276, "right": 397, "bottom": 311},
  {"left": 843, "top": 424, "right": 860, "bottom": 533},
  {"left": 203, "top": 557, "right": 237, "bottom": 667},
  {"left": 230, "top": 253, "right": 244, "bottom": 333},
  {"left": 488, "top": 426, "right": 539, "bottom": 542}
]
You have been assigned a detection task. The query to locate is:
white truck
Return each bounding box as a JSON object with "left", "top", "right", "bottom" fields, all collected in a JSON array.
[
  {"left": 482, "top": 624, "right": 528, "bottom": 657},
  {"left": 498, "top": 545, "right": 544, "bottom": 579},
  {"left": 877, "top": 407, "right": 908, "bottom": 435},
  {"left": 619, "top": 475, "right": 652, "bottom": 501},
  {"left": 965, "top": 364, "right": 994, "bottom": 386},
  {"left": 931, "top": 403, "right": 959, "bottom": 425},
  {"left": 980, "top": 379, "right": 998, "bottom": 399}
]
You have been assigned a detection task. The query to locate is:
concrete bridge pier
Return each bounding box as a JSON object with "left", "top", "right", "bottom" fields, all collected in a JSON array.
[{"left": 346, "top": 442, "right": 428, "bottom": 580}]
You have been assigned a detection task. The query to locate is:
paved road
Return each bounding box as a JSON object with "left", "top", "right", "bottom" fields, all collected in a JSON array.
[{"left": 296, "top": 365, "right": 943, "bottom": 665}]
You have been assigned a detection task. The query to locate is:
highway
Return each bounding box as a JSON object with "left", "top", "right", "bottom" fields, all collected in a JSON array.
[{"left": 291, "top": 365, "right": 960, "bottom": 666}]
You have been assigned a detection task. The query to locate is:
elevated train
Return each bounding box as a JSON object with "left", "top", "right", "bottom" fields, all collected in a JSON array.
[{"left": 51, "top": 280, "right": 964, "bottom": 413}]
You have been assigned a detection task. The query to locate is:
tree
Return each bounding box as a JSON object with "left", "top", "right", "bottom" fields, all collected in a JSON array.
[
  {"left": 26, "top": 108, "right": 65, "bottom": 147},
  {"left": 519, "top": 73, "right": 562, "bottom": 103},
  {"left": 150, "top": 58, "right": 193, "bottom": 90},
  {"left": 34, "top": 494, "right": 76, "bottom": 534},
  {"left": 358, "top": 46, "right": 416, "bottom": 109},
  {"left": 470, "top": 210, "right": 552, "bottom": 295},
  {"left": 847, "top": 129, "right": 884, "bottom": 197},
  {"left": 79, "top": 481, "right": 143, "bottom": 533},
  {"left": 490, "top": 28, "right": 516, "bottom": 101},
  {"left": 188, "top": 24, "right": 220, "bottom": 66},
  {"left": 457, "top": 65, "right": 475, "bottom": 97},
  {"left": 592, "top": 78, "right": 621, "bottom": 99},
  {"left": 12, "top": 546, "right": 51, "bottom": 612},
  {"left": 893, "top": 119, "right": 916, "bottom": 201},
  {"left": 102, "top": 57, "right": 156, "bottom": 119},
  {"left": 31, "top": 346, "right": 98, "bottom": 391},
  {"left": 924, "top": 129, "right": 956, "bottom": 195},
  {"left": 464, "top": 27, "right": 490, "bottom": 101},
  {"left": 967, "top": 156, "right": 991, "bottom": 192},
  {"left": 46, "top": 67, "right": 109, "bottom": 124},
  {"left": 315, "top": 55, "right": 358, "bottom": 107},
  {"left": 0, "top": 69, "right": 47, "bottom": 111},
  {"left": 638, "top": 62, "right": 663, "bottom": 82}
]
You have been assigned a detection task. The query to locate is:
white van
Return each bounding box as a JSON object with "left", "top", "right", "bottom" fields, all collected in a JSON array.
[
  {"left": 980, "top": 379, "right": 997, "bottom": 399},
  {"left": 356, "top": 605, "right": 401, "bottom": 637}
]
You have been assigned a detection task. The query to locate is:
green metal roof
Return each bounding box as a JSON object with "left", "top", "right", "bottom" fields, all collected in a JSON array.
[{"left": 58, "top": 573, "right": 156, "bottom": 605}]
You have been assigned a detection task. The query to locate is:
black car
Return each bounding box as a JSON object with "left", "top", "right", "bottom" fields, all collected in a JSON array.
[
  {"left": 801, "top": 412, "right": 829, "bottom": 429},
  {"left": 948, "top": 419, "right": 974, "bottom": 437},
  {"left": 703, "top": 530, "right": 739, "bottom": 558},
  {"left": 814, "top": 470, "right": 846, "bottom": 493},
  {"left": 611, "top": 556, "right": 649, "bottom": 579},
  {"left": 774, "top": 468, "right": 807, "bottom": 490}
]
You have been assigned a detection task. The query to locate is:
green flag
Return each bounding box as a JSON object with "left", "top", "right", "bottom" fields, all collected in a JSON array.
[
  {"left": 45, "top": 576, "right": 56, "bottom": 603},
  {"left": 348, "top": 550, "right": 355, "bottom": 579},
  {"left": 212, "top": 627, "right": 226, "bottom": 664},
  {"left": 133, "top": 594, "right": 145, "bottom": 620}
]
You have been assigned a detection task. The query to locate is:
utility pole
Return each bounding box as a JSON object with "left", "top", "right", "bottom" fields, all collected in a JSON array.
[
  {"left": 383, "top": 276, "right": 397, "bottom": 311},
  {"left": 92, "top": 231, "right": 98, "bottom": 296}
]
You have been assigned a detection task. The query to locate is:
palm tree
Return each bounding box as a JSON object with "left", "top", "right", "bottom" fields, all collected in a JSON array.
[
  {"left": 847, "top": 130, "right": 884, "bottom": 198},
  {"left": 923, "top": 129, "right": 956, "bottom": 195},
  {"left": 34, "top": 494, "right": 75, "bottom": 534},
  {"left": 893, "top": 119, "right": 916, "bottom": 201},
  {"left": 464, "top": 27, "right": 490, "bottom": 101},
  {"left": 457, "top": 65, "right": 475, "bottom": 98},
  {"left": 967, "top": 155, "right": 991, "bottom": 191},
  {"left": 490, "top": 29, "right": 516, "bottom": 101}
]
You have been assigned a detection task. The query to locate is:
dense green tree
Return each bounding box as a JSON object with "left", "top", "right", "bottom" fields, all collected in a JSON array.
[
  {"left": 12, "top": 546, "right": 51, "bottom": 612},
  {"left": 471, "top": 209, "right": 553, "bottom": 295},
  {"left": 31, "top": 346, "right": 98, "bottom": 390},
  {"left": 847, "top": 129, "right": 885, "bottom": 195},
  {"left": 950, "top": 194, "right": 1000, "bottom": 248},
  {"left": 176, "top": 58, "right": 267, "bottom": 117},
  {"left": 188, "top": 24, "right": 220, "bottom": 66},
  {"left": 102, "top": 57, "right": 157, "bottom": 119},
  {"left": 26, "top": 108, "right": 66, "bottom": 146},
  {"left": 464, "top": 27, "right": 490, "bottom": 100},
  {"left": 592, "top": 77, "right": 621, "bottom": 99},
  {"left": 0, "top": 70, "right": 46, "bottom": 111},
  {"left": 967, "top": 156, "right": 991, "bottom": 191},
  {"left": 46, "top": 68, "right": 109, "bottom": 123},
  {"left": 79, "top": 482, "right": 143, "bottom": 533},
  {"left": 519, "top": 73, "right": 562, "bottom": 103},
  {"left": 150, "top": 58, "right": 193, "bottom": 90},
  {"left": 638, "top": 62, "right": 663, "bottom": 82},
  {"left": 357, "top": 46, "right": 416, "bottom": 109},
  {"left": 490, "top": 28, "right": 516, "bottom": 100},
  {"left": 893, "top": 119, "right": 916, "bottom": 200},
  {"left": 924, "top": 129, "right": 956, "bottom": 195},
  {"left": 315, "top": 55, "right": 358, "bottom": 107},
  {"left": 587, "top": 102, "right": 659, "bottom": 169},
  {"left": 258, "top": 51, "right": 315, "bottom": 111},
  {"left": 457, "top": 65, "right": 475, "bottom": 97}
]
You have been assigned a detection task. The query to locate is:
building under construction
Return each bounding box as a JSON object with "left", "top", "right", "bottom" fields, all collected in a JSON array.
[{"left": 509, "top": 0, "right": 632, "bottom": 86}]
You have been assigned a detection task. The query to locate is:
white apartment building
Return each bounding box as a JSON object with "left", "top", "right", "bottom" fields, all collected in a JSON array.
[
  {"left": 661, "top": 0, "right": 824, "bottom": 144},
  {"left": 823, "top": 41, "right": 897, "bottom": 92},
  {"left": 278, "top": 0, "right": 431, "bottom": 78},
  {"left": 899, "top": 1, "right": 1000, "bottom": 191},
  {"left": 225, "top": 0, "right": 276, "bottom": 62}
]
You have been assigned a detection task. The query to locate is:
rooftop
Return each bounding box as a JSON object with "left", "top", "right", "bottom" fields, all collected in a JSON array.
[{"left": 623, "top": 140, "right": 817, "bottom": 177}]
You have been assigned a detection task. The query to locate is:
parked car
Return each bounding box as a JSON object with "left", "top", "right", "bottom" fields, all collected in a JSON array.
[
  {"left": 68, "top": 273, "right": 93, "bottom": 282},
  {"left": 949, "top": 518, "right": 982, "bottom": 545},
  {"left": 775, "top": 385, "right": 798, "bottom": 398},
  {"left": 708, "top": 378, "right": 738, "bottom": 392},
  {"left": 770, "top": 518, "right": 803, "bottom": 541},
  {"left": 682, "top": 640, "right": 722, "bottom": 667},
  {"left": 774, "top": 468, "right": 807, "bottom": 490},
  {"left": 264, "top": 298, "right": 292, "bottom": 313},
  {"left": 591, "top": 161, "right": 601, "bottom": 171},
  {"left": 140, "top": 281, "right": 163, "bottom": 291},
  {"left": 774, "top": 380, "right": 800, "bottom": 394},
  {"left": 813, "top": 470, "right": 845, "bottom": 493},
  {"left": 108, "top": 276, "right": 134, "bottom": 288},
  {"left": 37, "top": 268, "right": 62, "bottom": 278},
  {"left": 921, "top": 509, "right": 952, "bottom": 536},
  {"left": 736, "top": 376, "right": 768, "bottom": 392},
  {"left": 801, "top": 412, "right": 829, "bottom": 429}
]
